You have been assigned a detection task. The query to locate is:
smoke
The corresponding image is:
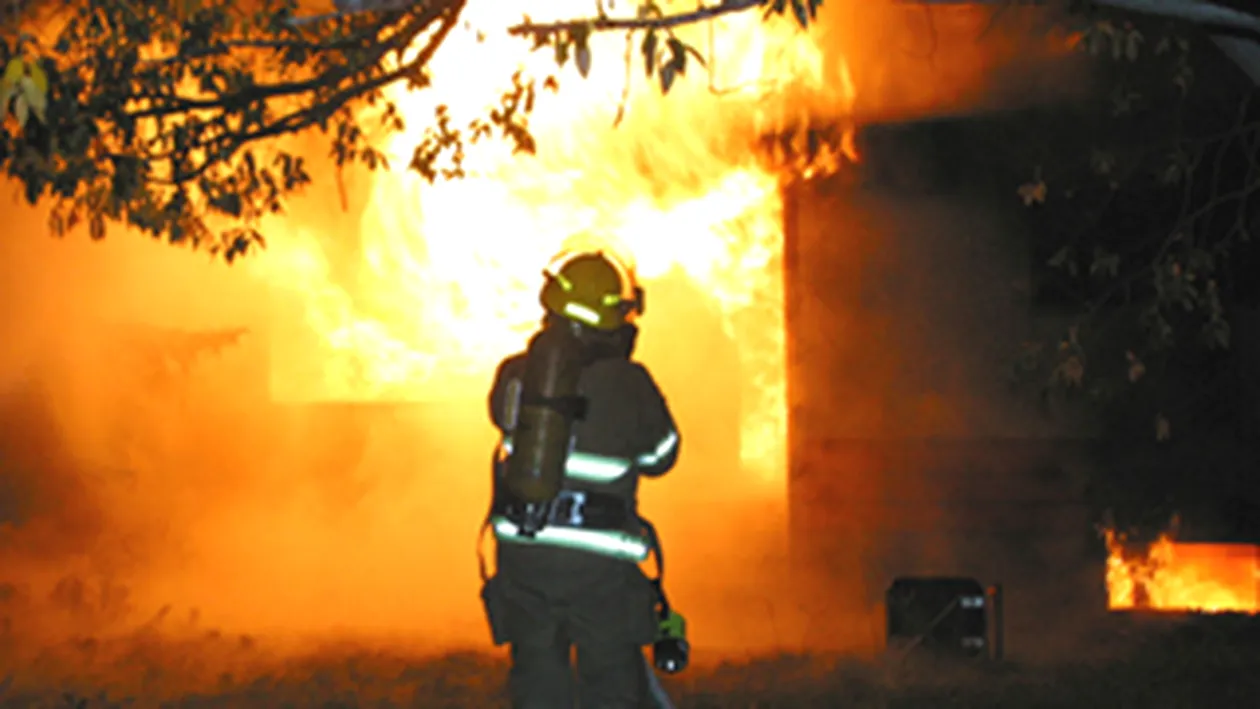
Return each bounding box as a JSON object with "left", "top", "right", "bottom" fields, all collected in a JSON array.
[
  {"left": 0, "top": 1, "right": 1100, "bottom": 673},
  {"left": 0, "top": 190, "right": 267, "bottom": 639},
  {"left": 0, "top": 168, "right": 768, "bottom": 658},
  {"left": 0, "top": 197, "right": 495, "bottom": 659},
  {"left": 817, "top": 1, "right": 1089, "bottom": 124}
]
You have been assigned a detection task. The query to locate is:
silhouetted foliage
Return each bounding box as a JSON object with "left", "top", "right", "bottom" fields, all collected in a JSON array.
[
  {"left": 1007, "top": 5, "right": 1260, "bottom": 445},
  {"left": 0, "top": 0, "right": 819, "bottom": 260}
]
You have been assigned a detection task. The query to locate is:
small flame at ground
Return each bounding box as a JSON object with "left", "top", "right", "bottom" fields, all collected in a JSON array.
[{"left": 1104, "top": 529, "right": 1260, "bottom": 614}]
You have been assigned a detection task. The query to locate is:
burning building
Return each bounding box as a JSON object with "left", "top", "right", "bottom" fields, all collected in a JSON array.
[{"left": 8, "top": 0, "right": 1260, "bottom": 667}]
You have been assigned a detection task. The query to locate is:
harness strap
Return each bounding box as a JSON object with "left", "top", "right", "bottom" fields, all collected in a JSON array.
[
  {"left": 493, "top": 488, "right": 630, "bottom": 530},
  {"left": 478, "top": 447, "right": 501, "bottom": 583},
  {"left": 639, "top": 516, "right": 670, "bottom": 614},
  {"left": 520, "top": 392, "right": 588, "bottom": 420},
  {"left": 473, "top": 498, "right": 493, "bottom": 581}
]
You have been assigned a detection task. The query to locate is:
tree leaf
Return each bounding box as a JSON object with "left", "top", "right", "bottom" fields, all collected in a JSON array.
[
  {"left": 19, "top": 75, "right": 46, "bottom": 124},
  {"left": 1160, "top": 157, "right": 1183, "bottom": 185},
  {"left": 89, "top": 213, "right": 106, "bottom": 240},
  {"left": 659, "top": 63, "right": 677, "bottom": 95},
  {"left": 1172, "top": 64, "right": 1193, "bottom": 96},
  {"left": 554, "top": 35, "right": 570, "bottom": 67},
  {"left": 210, "top": 191, "right": 243, "bottom": 218},
  {"left": 575, "top": 45, "right": 592, "bottom": 78},
  {"left": 1125, "top": 29, "right": 1143, "bottom": 62},
  {"left": 666, "top": 37, "right": 686, "bottom": 75},
  {"left": 1047, "top": 246, "right": 1071, "bottom": 269},
  {"left": 642, "top": 31, "right": 658, "bottom": 78},
  {"left": 12, "top": 92, "right": 27, "bottom": 128},
  {"left": 1203, "top": 316, "right": 1231, "bottom": 350},
  {"left": 790, "top": 0, "right": 810, "bottom": 29},
  {"left": 1155, "top": 414, "right": 1170, "bottom": 442},
  {"left": 0, "top": 83, "right": 12, "bottom": 125},
  {"left": 1090, "top": 149, "right": 1115, "bottom": 175},
  {"left": 1084, "top": 26, "right": 1108, "bottom": 56},
  {"left": 27, "top": 61, "right": 48, "bottom": 96},
  {"left": 1055, "top": 355, "right": 1085, "bottom": 388},
  {"left": 1018, "top": 179, "right": 1047, "bottom": 206},
  {"left": 1125, "top": 351, "right": 1145, "bottom": 383},
  {"left": 679, "top": 41, "right": 707, "bottom": 69},
  {"left": 1, "top": 58, "right": 22, "bottom": 88},
  {"left": 1090, "top": 249, "right": 1120, "bottom": 278}
]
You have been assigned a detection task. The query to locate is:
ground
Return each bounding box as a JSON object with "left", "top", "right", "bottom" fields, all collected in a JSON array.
[{"left": 2, "top": 613, "right": 1258, "bottom": 708}]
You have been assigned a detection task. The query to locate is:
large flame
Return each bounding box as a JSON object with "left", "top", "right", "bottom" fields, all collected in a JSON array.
[
  {"left": 3, "top": 0, "right": 1090, "bottom": 656},
  {"left": 1104, "top": 530, "right": 1260, "bottom": 614},
  {"left": 255, "top": 2, "right": 856, "bottom": 485}
]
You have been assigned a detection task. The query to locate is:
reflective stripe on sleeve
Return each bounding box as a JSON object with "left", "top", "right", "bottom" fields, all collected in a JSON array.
[
  {"left": 566, "top": 451, "right": 633, "bottom": 482},
  {"left": 498, "top": 430, "right": 676, "bottom": 482},
  {"left": 636, "top": 430, "right": 679, "bottom": 467}
]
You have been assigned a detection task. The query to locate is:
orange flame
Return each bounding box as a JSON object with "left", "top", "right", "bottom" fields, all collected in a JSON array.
[
  {"left": 252, "top": 3, "right": 857, "bottom": 486},
  {"left": 0, "top": 2, "right": 1109, "bottom": 653},
  {"left": 1104, "top": 529, "right": 1260, "bottom": 614}
]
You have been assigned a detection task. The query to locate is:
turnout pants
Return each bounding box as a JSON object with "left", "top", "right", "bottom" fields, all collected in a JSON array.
[{"left": 482, "top": 543, "right": 660, "bottom": 709}]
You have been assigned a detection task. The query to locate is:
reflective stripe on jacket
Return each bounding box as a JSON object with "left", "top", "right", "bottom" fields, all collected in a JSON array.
[{"left": 489, "top": 514, "right": 651, "bottom": 562}]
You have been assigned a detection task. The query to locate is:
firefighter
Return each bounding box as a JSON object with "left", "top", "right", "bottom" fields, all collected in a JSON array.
[{"left": 480, "top": 249, "right": 682, "bottom": 709}]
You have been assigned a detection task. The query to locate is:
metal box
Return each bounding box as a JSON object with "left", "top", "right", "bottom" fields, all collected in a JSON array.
[{"left": 886, "top": 576, "right": 1001, "bottom": 658}]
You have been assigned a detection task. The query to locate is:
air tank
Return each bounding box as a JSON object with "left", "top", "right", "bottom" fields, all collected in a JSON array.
[{"left": 503, "top": 323, "right": 587, "bottom": 503}]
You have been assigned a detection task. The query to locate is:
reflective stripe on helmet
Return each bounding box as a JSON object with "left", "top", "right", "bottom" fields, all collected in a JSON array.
[
  {"left": 563, "top": 301, "right": 602, "bottom": 326},
  {"left": 491, "top": 515, "right": 650, "bottom": 562},
  {"left": 636, "top": 430, "right": 679, "bottom": 467}
]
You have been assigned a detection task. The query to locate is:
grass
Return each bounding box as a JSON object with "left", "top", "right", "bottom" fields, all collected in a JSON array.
[{"left": 2, "top": 613, "right": 1259, "bottom": 708}]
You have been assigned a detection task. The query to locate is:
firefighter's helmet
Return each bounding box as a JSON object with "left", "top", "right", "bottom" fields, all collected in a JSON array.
[{"left": 540, "top": 250, "right": 644, "bottom": 331}]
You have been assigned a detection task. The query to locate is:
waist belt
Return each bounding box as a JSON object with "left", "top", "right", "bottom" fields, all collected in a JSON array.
[{"left": 493, "top": 488, "right": 631, "bottom": 532}]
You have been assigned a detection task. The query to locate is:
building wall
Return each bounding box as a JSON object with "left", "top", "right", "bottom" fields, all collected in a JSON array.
[{"left": 783, "top": 146, "right": 1109, "bottom": 657}]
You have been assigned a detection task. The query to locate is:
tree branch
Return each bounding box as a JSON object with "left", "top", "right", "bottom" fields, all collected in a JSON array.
[
  {"left": 286, "top": 0, "right": 439, "bottom": 27},
  {"left": 506, "top": 0, "right": 767, "bottom": 38},
  {"left": 141, "top": 32, "right": 377, "bottom": 66},
  {"left": 910, "top": 0, "right": 1260, "bottom": 31},
  {"left": 123, "top": 0, "right": 454, "bottom": 126},
  {"left": 160, "top": 2, "right": 462, "bottom": 185}
]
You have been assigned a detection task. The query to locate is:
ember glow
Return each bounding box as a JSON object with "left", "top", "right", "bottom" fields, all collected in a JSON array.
[{"left": 1104, "top": 530, "right": 1260, "bottom": 614}]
